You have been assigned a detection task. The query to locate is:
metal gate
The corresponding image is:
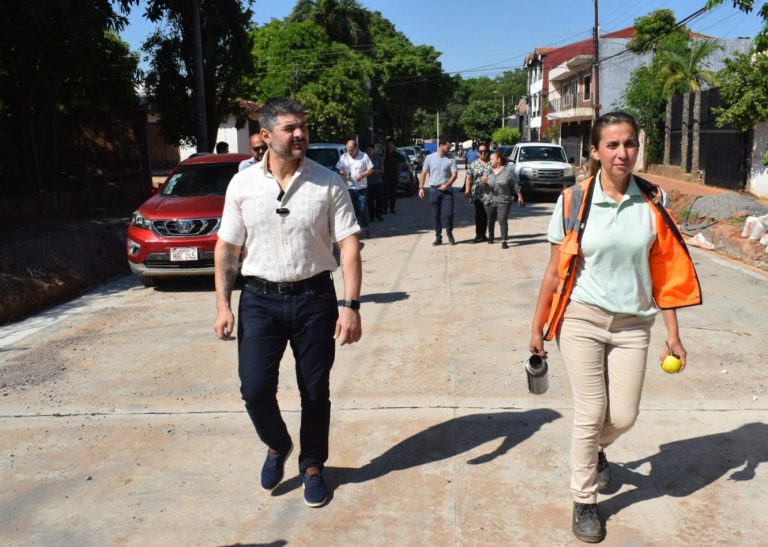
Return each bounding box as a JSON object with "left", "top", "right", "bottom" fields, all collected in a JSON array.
[{"left": 699, "top": 88, "right": 746, "bottom": 189}]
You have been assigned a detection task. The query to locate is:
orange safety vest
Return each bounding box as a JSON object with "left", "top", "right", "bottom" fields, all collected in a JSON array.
[{"left": 544, "top": 175, "right": 702, "bottom": 341}]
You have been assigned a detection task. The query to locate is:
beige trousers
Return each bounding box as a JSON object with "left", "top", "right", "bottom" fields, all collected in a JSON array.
[{"left": 557, "top": 300, "right": 654, "bottom": 503}]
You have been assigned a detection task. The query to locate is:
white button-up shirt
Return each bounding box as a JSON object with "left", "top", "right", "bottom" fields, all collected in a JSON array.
[
  {"left": 336, "top": 150, "right": 374, "bottom": 190},
  {"left": 218, "top": 152, "right": 360, "bottom": 282}
]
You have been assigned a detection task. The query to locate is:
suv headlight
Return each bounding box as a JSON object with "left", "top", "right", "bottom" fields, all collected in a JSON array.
[
  {"left": 521, "top": 167, "right": 534, "bottom": 176},
  {"left": 131, "top": 211, "right": 152, "bottom": 230},
  {"left": 564, "top": 166, "right": 574, "bottom": 177}
]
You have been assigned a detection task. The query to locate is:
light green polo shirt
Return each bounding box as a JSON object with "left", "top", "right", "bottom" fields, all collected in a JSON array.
[{"left": 547, "top": 172, "right": 669, "bottom": 318}]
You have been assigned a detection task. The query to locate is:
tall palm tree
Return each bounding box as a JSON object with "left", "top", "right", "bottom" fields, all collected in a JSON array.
[
  {"left": 287, "top": 0, "right": 369, "bottom": 46},
  {"left": 658, "top": 40, "right": 722, "bottom": 94},
  {"left": 658, "top": 40, "right": 720, "bottom": 172}
]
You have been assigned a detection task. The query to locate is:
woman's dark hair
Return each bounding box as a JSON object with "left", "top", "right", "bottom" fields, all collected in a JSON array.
[
  {"left": 491, "top": 150, "right": 507, "bottom": 166},
  {"left": 589, "top": 111, "right": 640, "bottom": 177}
]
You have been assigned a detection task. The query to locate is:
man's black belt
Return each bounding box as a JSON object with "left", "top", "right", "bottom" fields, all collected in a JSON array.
[{"left": 244, "top": 271, "right": 332, "bottom": 295}]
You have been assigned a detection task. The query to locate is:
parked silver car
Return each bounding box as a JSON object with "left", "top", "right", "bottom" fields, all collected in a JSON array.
[{"left": 398, "top": 146, "right": 423, "bottom": 171}]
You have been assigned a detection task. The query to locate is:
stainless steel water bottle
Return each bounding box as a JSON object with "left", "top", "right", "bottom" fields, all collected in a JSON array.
[{"left": 525, "top": 354, "right": 549, "bottom": 394}]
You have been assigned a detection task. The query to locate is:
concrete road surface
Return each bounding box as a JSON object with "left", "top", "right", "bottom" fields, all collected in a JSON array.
[{"left": 1, "top": 181, "right": 767, "bottom": 546}]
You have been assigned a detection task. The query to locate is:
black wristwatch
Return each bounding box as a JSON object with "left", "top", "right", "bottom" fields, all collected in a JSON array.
[{"left": 341, "top": 299, "right": 361, "bottom": 310}]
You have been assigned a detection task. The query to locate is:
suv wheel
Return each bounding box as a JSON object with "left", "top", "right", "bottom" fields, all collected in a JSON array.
[{"left": 138, "top": 274, "right": 158, "bottom": 288}]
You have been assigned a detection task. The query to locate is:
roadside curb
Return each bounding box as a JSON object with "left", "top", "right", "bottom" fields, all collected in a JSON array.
[{"left": 700, "top": 224, "right": 768, "bottom": 271}]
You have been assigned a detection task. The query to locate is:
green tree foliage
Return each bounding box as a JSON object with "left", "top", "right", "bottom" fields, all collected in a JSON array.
[
  {"left": 542, "top": 125, "right": 560, "bottom": 143},
  {"left": 0, "top": 0, "right": 138, "bottom": 187},
  {"left": 142, "top": 0, "right": 255, "bottom": 148},
  {"left": 627, "top": 9, "right": 686, "bottom": 53},
  {"left": 714, "top": 49, "right": 768, "bottom": 164},
  {"left": 492, "top": 127, "right": 522, "bottom": 145},
  {"left": 620, "top": 64, "right": 667, "bottom": 163},
  {"left": 365, "top": 10, "right": 453, "bottom": 141},
  {"left": 706, "top": 0, "right": 768, "bottom": 51},
  {"left": 714, "top": 50, "right": 768, "bottom": 128},
  {"left": 63, "top": 32, "right": 140, "bottom": 114},
  {"left": 414, "top": 71, "right": 527, "bottom": 142},
  {"left": 248, "top": 20, "right": 372, "bottom": 141},
  {"left": 287, "top": 0, "right": 369, "bottom": 46},
  {"left": 460, "top": 100, "right": 498, "bottom": 142},
  {"left": 619, "top": 9, "right": 712, "bottom": 164}
]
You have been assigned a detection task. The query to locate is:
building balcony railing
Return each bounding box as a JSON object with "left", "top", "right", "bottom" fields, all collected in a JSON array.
[{"left": 548, "top": 98, "right": 593, "bottom": 122}]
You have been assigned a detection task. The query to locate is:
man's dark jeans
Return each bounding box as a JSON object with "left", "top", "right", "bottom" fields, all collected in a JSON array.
[
  {"left": 237, "top": 274, "right": 338, "bottom": 473},
  {"left": 428, "top": 186, "right": 454, "bottom": 238},
  {"left": 368, "top": 183, "right": 383, "bottom": 219},
  {"left": 473, "top": 198, "right": 488, "bottom": 238}
]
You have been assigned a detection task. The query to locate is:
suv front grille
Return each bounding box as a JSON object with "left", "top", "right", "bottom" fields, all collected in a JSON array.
[
  {"left": 533, "top": 168, "right": 564, "bottom": 181},
  {"left": 152, "top": 218, "right": 220, "bottom": 237}
]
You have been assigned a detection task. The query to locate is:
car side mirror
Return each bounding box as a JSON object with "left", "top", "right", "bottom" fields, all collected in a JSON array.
[{"left": 568, "top": 157, "right": 575, "bottom": 164}]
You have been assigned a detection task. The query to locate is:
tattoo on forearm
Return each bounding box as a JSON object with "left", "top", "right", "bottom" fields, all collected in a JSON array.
[{"left": 218, "top": 251, "right": 239, "bottom": 298}]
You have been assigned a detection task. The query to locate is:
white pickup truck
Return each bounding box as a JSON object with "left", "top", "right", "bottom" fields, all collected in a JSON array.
[{"left": 508, "top": 142, "right": 576, "bottom": 194}]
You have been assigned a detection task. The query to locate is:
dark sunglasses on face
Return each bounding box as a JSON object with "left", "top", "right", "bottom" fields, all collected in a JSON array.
[
  {"left": 252, "top": 145, "right": 268, "bottom": 153},
  {"left": 478, "top": 150, "right": 489, "bottom": 154}
]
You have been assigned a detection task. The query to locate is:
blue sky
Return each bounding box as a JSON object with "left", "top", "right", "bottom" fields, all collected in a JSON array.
[{"left": 119, "top": 0, "right": 762, "bottom": 78}]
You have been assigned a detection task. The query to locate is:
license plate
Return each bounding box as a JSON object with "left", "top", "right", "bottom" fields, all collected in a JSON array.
[{"left": 170, "top": 247, "right": 198, "bottom": 261}]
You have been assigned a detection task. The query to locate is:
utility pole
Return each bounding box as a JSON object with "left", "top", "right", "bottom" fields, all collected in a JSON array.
[
  {"left": 501, "top": 95, "right": 506, "bottom": 128},
  {"left": 192, "top": 0, "right": 208, "bottom": 152},
  {"left": 436, "top": 111, "right": 440, "bottom": 141},
  {"left": 592, "top": 0, "right": 600, "bottom": 122}
]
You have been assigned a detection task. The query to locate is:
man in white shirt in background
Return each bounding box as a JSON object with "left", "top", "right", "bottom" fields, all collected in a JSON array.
[
  {"left": 213, "top": 97, "right": 362, "bottom": 509},
  {"left": 336, "top": 139, "right": 374, "bottom": 238}
]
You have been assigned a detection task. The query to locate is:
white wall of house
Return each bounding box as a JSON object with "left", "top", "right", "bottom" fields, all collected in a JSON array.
[
  {"left": 750, "top": 121, "right": 768, "bottom": 198},
  {"left": 598, "top": 39, "right": 652, "bottom": 111},
  {"left": 179, "top": 115, "right": 251, "bottom": 161},
  {"left": 598, "top": 37, "right": 751, "bottom": 112}
]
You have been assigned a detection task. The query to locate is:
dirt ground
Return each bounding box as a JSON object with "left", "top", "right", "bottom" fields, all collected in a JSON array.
[{"left": 0, "top": 216, "right": 130, "bottom": 323}]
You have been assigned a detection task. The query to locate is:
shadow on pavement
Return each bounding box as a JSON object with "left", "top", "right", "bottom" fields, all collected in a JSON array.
[
  {"left": 218, "top": 542, "right": 287, "bottom": 547},
  {"left": 272, "top": 409, "right": 561, "bottom": 496},
  {"left": 359, "top": 292, "right": 409, "bottom": 304},
  {"left": 601, "top": 422, "right": 768, "bottom": 518}
]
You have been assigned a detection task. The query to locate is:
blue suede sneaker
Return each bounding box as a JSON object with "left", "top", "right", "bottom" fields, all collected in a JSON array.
[
  {"left": 260, "top": 444, "right": 293, "bottom": 491},
  {"left": 302, "top": 471, "right": 329, "bottom": 507}
]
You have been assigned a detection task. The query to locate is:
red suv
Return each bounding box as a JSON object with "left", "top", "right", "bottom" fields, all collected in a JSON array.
[{"left": 126, "top": 153, "right": 250, "bottom": 286}]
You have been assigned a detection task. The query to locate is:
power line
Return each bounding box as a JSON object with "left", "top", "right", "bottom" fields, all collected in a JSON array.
[{"left": 597, "top": 6, "right": 709, "bottom": 64}]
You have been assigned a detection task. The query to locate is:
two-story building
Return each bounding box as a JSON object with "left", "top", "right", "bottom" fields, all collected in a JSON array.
[{"left": 524, "top": 28, "right": 750, "bottom": 168}]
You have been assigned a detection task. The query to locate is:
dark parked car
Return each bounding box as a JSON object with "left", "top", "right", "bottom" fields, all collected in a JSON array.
[
  {"left": 395, "top": 150, "right": 418, "bottom": 195},
  {"left": 126, "top": 153, "right": 249, "bottom": 287},
  {"left": 306, "top": 143, "right": 346, "bottom": 173}
]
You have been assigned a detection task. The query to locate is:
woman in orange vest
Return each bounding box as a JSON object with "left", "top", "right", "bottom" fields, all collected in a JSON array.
[{"left": 529, "top": 111, "right": 701, "bottom": 543}]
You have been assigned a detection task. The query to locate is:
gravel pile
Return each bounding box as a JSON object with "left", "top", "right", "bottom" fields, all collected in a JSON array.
[{"left": 687, "top": 193, "right": 768, "bottom": 220}]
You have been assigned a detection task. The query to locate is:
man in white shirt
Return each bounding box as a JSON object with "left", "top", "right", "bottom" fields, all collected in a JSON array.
[
  {"left": 238, "top": 132, "right": 268, "bottom": 171},
  {"left": 213, "top": 98, "right": 362, "bottom": 508},
  {"left": 336, "top": 139, "right": 374, "bottom": 238}
]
